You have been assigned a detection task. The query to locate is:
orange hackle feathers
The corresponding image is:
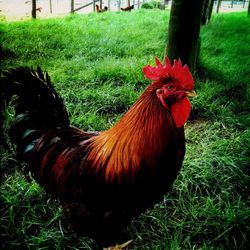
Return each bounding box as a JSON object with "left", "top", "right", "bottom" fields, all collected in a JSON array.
[
  {"left": 85, "top": 57, "right": 195, "bottom": 183},
  {"left": 86, "top": 85, "right": 174, "bottom": 184}
]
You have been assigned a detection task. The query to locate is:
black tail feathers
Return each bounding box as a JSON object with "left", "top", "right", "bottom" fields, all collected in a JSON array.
[{"left": 0, "top": 66, "right": 70, "bottom": 160}]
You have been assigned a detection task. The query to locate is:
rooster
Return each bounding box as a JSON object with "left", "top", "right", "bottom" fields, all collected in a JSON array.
[
  {"left": 96, "top": 4, "right": 108, "bottom": 13},
  {"left": 121, "top": 5, "right": 134, "bottom": 11},
  {"left": 0, "top": 57, "right": 195, "bottom": 249},
  {"left": 36, "top": 7, "right": 42, "bottom": 12}
]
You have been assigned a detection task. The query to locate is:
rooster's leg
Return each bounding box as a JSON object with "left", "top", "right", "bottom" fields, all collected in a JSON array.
[{"left": 103, "top": 239, "right": 133, "bottom": 250}]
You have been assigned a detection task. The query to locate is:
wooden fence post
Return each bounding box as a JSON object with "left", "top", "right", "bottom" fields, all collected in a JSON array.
[
  {"left": 216, "top": 0, "right": 221, "bottom": 13},
  {"left": 242, "top": 0, "right": 246, "bottom": 8},
  {"left": 49, "top": 0, "right": 52, "bottom": 13},
  {"left": 71, "top": 0, "right": 74, "bottom": 13},
  {"left": 108, "top": 0, "right": 111, "bottom": 11},
  {"left": 32, "top": 0, "right": 36, "bottom": 18}
]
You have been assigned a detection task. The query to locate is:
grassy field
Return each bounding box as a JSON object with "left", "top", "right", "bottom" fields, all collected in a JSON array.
[{"left": 0, "top": 9, "right": 249, "bottom": 249}]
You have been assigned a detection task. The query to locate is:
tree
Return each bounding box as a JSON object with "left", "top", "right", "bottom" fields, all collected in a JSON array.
[
  {"left": 166, "top": 0, "right": 204, "bottom": 73},
  {"left": 207, "top": 0, "right": 214, "bottom": 21},
  {"left": 32, "top": 0, "right": 36, "bottom": 19},
  {"left": 248, "top": 1, "right": 250, "bottom": 16},
  {"left": 201, "top": 0, "right": 215, "bottom": 25}
]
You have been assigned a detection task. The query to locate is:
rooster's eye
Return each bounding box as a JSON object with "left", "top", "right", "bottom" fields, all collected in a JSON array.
[{"left": 167, "top": 85, "right": 174, "bottom": 91}]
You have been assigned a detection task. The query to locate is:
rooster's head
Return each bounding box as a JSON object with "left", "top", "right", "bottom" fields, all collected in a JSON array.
[{"left": 143, "top": 57, "right": 196, "bottom": 128}]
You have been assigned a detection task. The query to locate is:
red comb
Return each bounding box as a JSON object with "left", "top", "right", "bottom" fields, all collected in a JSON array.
[{"left": 143, "top": 57, "right": 194, "bottom": 90}]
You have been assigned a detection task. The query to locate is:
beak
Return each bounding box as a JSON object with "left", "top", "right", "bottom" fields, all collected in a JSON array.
[{"left": 186, "top": 90, "right": 196, "bottom": 97}]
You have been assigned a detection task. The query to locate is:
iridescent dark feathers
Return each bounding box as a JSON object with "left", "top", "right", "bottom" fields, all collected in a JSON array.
[{"left": 0, "top": 66, "right": 69, "bottom": 158}]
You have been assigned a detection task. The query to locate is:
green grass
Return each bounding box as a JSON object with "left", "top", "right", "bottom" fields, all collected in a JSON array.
[{"left": 0, "top": 10, "right": 249, "bottom": 249}]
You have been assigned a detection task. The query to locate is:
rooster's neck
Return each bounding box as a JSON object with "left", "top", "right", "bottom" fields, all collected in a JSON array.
[{"left": 87, "top": 87, "right": 176, "bottom": 183}]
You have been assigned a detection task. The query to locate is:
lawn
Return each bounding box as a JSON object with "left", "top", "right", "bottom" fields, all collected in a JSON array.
[{"left": 0, "top": 9, "right": 249, "bottom": 249}]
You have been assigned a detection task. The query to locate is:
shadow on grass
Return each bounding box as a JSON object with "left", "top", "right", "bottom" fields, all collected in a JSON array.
[
  {"left": 0, "top": 29, "right": 16, "bottom": 75},
  {"left": 194, "top": 62, "right": 249, "bottom": 126}
]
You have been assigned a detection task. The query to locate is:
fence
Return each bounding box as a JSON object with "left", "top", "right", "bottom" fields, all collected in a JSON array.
[{"left": 0, "top": 0, "right": 249, "bottom": 20}]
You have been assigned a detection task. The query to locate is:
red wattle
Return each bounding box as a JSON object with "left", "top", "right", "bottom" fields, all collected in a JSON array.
[{"left": 170, "top": 98, "right": 191, "bottom": 128}]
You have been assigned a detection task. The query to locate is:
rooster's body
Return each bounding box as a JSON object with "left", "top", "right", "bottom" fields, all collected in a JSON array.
[
  {"left": 121, "top": 5, "right": 134, "bottom": 11},
  {"left": 96, "top": 5, "right": 108, "bottom": 13},
  {"left": 0, "top": 58, "right": 195, "bottom": 247}
]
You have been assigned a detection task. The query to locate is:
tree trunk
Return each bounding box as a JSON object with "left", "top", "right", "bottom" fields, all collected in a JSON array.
[
  {"left": 202, "top": 0, "right": 215, "bottom": 25},
  {"left": 201, "top": 0, "right": 209, "bottom": 25},
  {"left": 166, "top": 0, "right": 204, "bottom": 73},
  {"left": 207, "top": 0, "right": 214, "bottom": 22},
  {"left": 32, "top": 0, "right": 36, "bottom": 19}
]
